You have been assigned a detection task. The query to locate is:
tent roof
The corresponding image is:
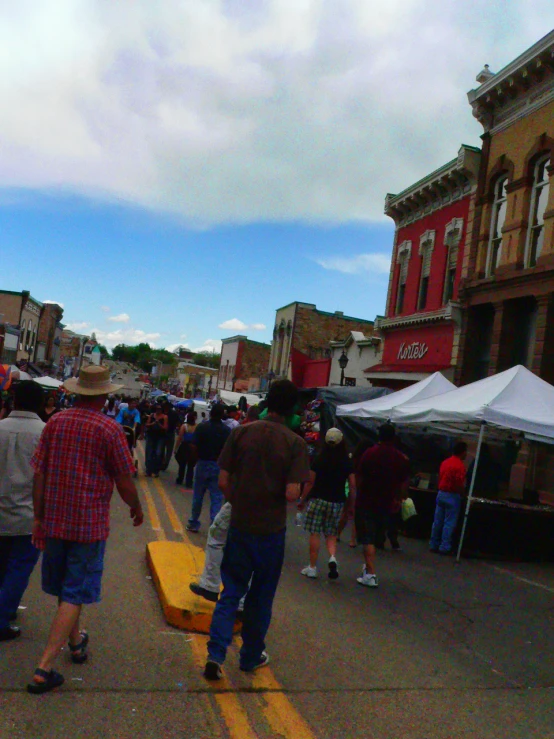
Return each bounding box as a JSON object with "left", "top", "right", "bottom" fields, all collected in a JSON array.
[
  {"left": 336, "top": 372, "right": 455, "bottom": 420},
  {"left": 394, "top": 365, "right": 554, "bottom": 442}
]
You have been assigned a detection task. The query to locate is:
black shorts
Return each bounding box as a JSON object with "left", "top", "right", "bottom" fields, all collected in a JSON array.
[{"left": 355, "top": 510, "right": 388, "bottom": 547}]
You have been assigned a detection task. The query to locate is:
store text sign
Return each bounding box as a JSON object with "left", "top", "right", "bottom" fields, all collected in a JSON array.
[{"left": 397, "top": 341, "right": 429, "bottom": 360}]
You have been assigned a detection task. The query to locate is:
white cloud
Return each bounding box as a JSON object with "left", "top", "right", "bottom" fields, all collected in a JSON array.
[
  {"left": 180, "top": 333, "right": 188, "bottom": 340},
  {"left": 101, "top": 306, "right": 110, "bottom": 313},
  {"left": 193, "top": 339, "right": 223, "bottom": 354},
  {"left": 316, "top": 253, "right": 391, "bottom": 276},
  {"left": 65, "top": 321, "right": 90, "bottom": 331},
  {"left": 219, "top": 318, "right": 248, "bottom": 330},
  {"left": 165, "top": 342, "right": 190, "bottom": 353},
  {"left": 43, "top": 300, "right": 64, "bottom": 308},
  {"left": 107, "top": 312, "right": 130, "bottom": 323},
  {"left": 91, "top": 327, "right": 161, "bottom": 349},
  {"left": 250, "top": 323, "right": 267, "bottom": 331},
  {"left": 0, "top": 2, "right": 551, "bottom": 225}
]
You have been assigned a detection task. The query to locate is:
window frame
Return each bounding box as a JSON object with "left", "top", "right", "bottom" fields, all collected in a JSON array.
[
  {"left": 486, "top": 176, "right": 508, "bottom": 276},
  {"left": 443, "top": 218, "right": 463, "bottom": 305},
  {"left": 524, "top": 155, "right": 551, "bottom": 268},
  {"left": 395, "top": 240, "right": 412, "bottom": 315},
  {"left": 417, "top": 230, "right": 435, "bottom": 312}
]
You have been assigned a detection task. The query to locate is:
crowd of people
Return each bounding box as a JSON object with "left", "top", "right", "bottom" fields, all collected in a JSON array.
[{"left": 0, "top": 366, "right": 470, "bottom": 690}]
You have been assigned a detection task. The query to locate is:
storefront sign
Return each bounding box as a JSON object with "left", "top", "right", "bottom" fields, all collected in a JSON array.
[{"left": 397, "top": 341, "right": 429, "bottom": 360}]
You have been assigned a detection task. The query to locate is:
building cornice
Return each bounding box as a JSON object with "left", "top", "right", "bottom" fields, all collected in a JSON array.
[
  {"left": 468, "top": 31, "right": 554, "bottom": 133},
  {"left": 375, "top": 302, "right": 461, "bottom": 330},
  {"left": 384, "top": 146, "right": 481, "bottom": 227}
]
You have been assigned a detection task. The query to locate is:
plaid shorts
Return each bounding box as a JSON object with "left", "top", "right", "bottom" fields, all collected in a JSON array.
[{"left": 303, "top": 499, "right": 344, "bottom": 537}]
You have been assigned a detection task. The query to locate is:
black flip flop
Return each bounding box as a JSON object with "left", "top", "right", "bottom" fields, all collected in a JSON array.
[
  {"left": 69, "top": 631, "right": 89, "bottom": 664},
  {"left": 27, "top": 668, "right": 65, "bottom": 694}
]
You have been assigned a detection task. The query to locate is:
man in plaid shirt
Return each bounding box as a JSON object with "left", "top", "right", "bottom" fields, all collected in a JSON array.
[{"left": 26, "top": 365, "right": 144, "bottom": 694}]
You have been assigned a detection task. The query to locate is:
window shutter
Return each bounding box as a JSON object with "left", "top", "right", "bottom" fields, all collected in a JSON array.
[{"left": 421, "top": 243, "right": 432, "bottom": 277}]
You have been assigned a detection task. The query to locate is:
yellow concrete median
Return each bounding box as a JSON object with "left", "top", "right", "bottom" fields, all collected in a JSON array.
[{"left": 146, "top": 540, "right": 240, "bottom": 634}]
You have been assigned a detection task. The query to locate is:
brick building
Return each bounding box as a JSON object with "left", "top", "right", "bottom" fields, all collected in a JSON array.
[
  {"left": 458, "top": 31, "right": 554, "bottom": 385},
  {"left": 268, "top": 302, "right": 375, "bottom": 388},
  {"left": 217, "top": 335, "right": 271, "bottom": 393},
  {"left": 372, "top": 146, "right": 481, "bottom": 388},
  {"left": 0, "top": 289, "right": 44, "bottom": 363},
  {"left": 35, "top": 302, "right": 64, "bottom": 370}
]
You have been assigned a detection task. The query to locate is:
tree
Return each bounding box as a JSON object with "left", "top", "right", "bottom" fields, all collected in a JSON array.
[
  {"left": 97, "top": 344, "right": 110, "bottom": 359},
  {"left": 192, "top": 351, "right": 221, "bottom": 369}
]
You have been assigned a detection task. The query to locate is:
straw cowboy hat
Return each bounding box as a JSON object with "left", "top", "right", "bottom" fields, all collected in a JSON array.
[{"left": 64, "top": 365, "right": 123, "bottom": 396}]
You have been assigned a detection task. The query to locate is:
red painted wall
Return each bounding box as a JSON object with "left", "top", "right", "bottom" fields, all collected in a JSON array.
[
  {"left": 302, "top": 359, "right": 331, "bottom": 388},
  {"left": 382, "top": 324, "right": 454, "bottom": 368},
  {"left": 388, "top": 196, "right": 471, "bottom": 317}
]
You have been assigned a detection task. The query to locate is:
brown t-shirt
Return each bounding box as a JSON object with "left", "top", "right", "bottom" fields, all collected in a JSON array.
[{"left": 217, "top": 418, "right": 311, "bottom": 535}]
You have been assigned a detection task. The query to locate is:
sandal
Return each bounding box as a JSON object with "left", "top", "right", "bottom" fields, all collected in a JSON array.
[
  {"left": 69, "top": 631, "right": 89, "bottom": 664},
  {"left": 27, "top": 668, "right": 65, "bottom": 694}
]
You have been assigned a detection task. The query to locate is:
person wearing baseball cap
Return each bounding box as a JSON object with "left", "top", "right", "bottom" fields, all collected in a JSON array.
[{"left": 297, "top": 427, "right": 356, "bottom": 581}]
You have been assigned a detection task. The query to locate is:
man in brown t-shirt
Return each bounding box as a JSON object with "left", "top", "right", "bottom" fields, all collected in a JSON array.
[{"left": 204, "top": 380, "right": 310, "bottom": 680}]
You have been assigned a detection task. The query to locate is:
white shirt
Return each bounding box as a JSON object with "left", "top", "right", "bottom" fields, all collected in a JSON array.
[
  {"left": 223, "top": 418, "right": 240, "bottom": 430},
  {"left": 0, "top": 411, "right": 45, "bottom": 536}
]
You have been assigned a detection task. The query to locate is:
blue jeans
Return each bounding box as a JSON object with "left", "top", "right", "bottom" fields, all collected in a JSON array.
[
  {"left": 42, "top": 538, "right": 106, "bottom": 605},
  {"left": 188, "top": 461, "right": 223, "bottom": 530},
  {"left": 430, "top": 491, "right": 462, "bottom": 553},
  {"left": 208, "top": 526, "right": 286, "bottom": 670},
  {"left": 145, "top": 434, "right": 165, "bottom": 475},
  {"left": 0, "top": 535, "right": 41, "bottom": 629}
]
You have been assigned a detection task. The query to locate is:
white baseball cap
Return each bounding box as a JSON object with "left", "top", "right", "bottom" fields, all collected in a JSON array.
[{"left": 325, "top": 427, "right": 344, "bottom": 446}]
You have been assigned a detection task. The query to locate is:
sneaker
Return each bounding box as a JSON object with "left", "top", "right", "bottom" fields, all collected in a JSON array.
[
  {"left": 356, "top": 568, "right": 378, "bottom": 588},
  {"left": 301, "top": 565, "right": 318, "bottom": 578},
  {"left": 0, "top": 625, "right": 21, "bottom": 641},
  {"left": 328, "top": 556, "right": 339, "bottom": 580},
  {"left": 240, "top": 651, "right": 270, "bottom": 672},
  {"left": 186, "top": 524, "right": 200, "bottom": 533},
  {"left": 189, "top": 582, "right": 219, "bottom": 602},
  {"left": 204, "top": 660, "right": 222, "bottom": 681}
]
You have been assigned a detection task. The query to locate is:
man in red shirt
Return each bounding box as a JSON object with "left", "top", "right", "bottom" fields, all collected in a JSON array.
[
  {"left": 26, "top": 365, "right": 144, "bottom": 694},
  {"left": 430, "top": 441, "right": 468, "bottom": 555},
  {"left": 355, "top": 424, "right": 410, "bottom": 588}
]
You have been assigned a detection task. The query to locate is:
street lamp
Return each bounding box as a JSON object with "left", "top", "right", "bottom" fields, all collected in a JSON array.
[
  {"left": 267, "top": 370, "right": 275, "bottom": 388},
  {"left": 338, "top": 350, "right": 349, "bottom": 386}
]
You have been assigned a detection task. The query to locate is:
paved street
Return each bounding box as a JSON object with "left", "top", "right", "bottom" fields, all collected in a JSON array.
[{"left": 2, "top": 446, "right": 553, "bottom": 739}]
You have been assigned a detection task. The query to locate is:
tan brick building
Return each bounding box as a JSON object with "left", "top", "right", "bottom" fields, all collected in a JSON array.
[
  {"left": 458, "top": 31, "right": 554, "bottom": 385},
  {"left": 0, "top": 289, "right": 44, "bottom": 363},
  {"left": 35, "top": 302, "right": 64, "bottom": 369},
  {"left": 217, "top": 335, "right": 271, "bottom": 393},
  {"left": 268, "top": 302, "right": 374, "bottom": 388}
]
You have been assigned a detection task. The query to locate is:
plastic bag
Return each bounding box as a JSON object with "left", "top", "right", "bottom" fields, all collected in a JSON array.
[{"left": 401, "top": 497, "right": 417, "bottom": 521}]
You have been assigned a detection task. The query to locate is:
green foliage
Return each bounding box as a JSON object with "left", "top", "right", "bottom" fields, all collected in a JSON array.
[
  {"left": 97, "top": 344, "right": 110, "bottom": 358},
  {"left": 111, "top": 343, "right": 178, "bottom": 373},
  {"left": 192, "top": 350, "right": 221, "bottom": 368}
]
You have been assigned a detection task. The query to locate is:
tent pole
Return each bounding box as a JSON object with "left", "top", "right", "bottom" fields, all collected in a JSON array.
[{"left": 456, "top": 422, "right": 485, "bottom": 563}]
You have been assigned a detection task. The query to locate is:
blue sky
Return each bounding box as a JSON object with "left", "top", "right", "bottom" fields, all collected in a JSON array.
[
  {"left": 1, "top": 2, "right": 553, "bottom": 352},
  {"left": 3, "top": 193, "right": 394, "bottom": 350}
]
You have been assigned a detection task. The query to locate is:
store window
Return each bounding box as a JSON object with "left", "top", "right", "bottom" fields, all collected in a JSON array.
[
  {"left": 486, "top": 176, "right": 508, "bottom": 276},
  {"left": 525, "top": 156, "right": 550, "bottom": 267},
  {"left": 26, "top": 320, "right": 33, "bottom": 353},
  {"left": 471, "top": 304, "right": 494, "bottom": 381},
  {"left": 19, "top": 320, "right": 26, "bottom": 351},
  {"left": 417, "top": 231, "right": 435, "bottom": 311},
  {"left": 395, "top": 241, "right": 411, "bottom": 315},
  {"left": 443, "top": 219, "right": 463, "bottom": 304},
  {"left": 510, "top": 297, "right": 538, "bottom": 368}
]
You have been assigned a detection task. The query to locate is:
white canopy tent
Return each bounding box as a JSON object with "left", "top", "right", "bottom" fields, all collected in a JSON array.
[
  {"left": 35, "top": 376, "right": 63, "bottom": 389},
  {"left": 393, "top": 365, "right": 554, "bottom": 560},
  {"left": 219, "top": 389, "right": 263, "bottom": 407},
  {"left": 336, "top": 372, "right": 455, "bottom": 421}
]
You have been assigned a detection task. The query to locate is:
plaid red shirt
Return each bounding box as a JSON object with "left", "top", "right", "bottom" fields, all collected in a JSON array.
[{"left": 31, "top": 407, "right": 135, "bottom": 542}]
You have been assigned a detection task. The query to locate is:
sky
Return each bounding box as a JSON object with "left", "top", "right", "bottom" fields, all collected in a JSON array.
[{"left": 2, "top": 1, "right": 554, "bottom": 352}]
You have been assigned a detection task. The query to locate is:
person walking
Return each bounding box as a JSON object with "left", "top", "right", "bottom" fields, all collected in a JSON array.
[
  {"left": 355, "top": 424, "right": 410, "bottom": 588},
  {"left": 39, "top": 396, "right": 59, "bottom": 423},
  {"left": 430, "top": 441, "right": 467, "bottom": 555},
  {"left": 161, "top": 401, "right": 180, "bottom": 471},
  {"left": 298, "top": 428, "right": 355, "bottom": 580},
  {"left": 26, "top": 364, "right": 143, "bottom": 694},
  {"left": 186, "top": 404, "right": 230, "bottom": 532},
  {"left": 0, "top": 381, "right": 45, "bottom": 641},
  {"left": 204, "top": 380, "right": 311, "bottom": 680},
  {"left": 175, "top": 412, "right": 197, "bottom": 488},
  {"left": 144, "top": 403, "right": 168, "bottom": 477}
]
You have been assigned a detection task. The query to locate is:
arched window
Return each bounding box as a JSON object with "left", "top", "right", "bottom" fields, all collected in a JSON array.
[
  {"left": 395, "top": 241, "right": 411, "bottom": 314},
  {"left": 526, "top": 156, "right": 550, "bottom": 267},
  {"left": 443, "top": 218, "right": 463, "bottom": 304},
  {"left": 19, "top": 320, "right": 26, "bottom": 351},
  {"left": 487, "top": 176, "right": 508, "bottom": 276},
  {"left": 418, "top": 231, "right": 435, "bottom": 311}
]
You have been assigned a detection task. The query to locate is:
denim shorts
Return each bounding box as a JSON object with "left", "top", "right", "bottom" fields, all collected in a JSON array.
[
  {"left": 42, "top": 538, "right": 106, "bottom": 605},
  {"left": 355, "top": 510, "right": 388, "bottom": 547}
]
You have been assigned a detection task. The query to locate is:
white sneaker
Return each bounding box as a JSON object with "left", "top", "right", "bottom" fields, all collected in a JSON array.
[
  {"left": 328, "top": 556, "right": 339, "bottom": 580},
  {"left": 356, "top": 568, "right": 378, "bottom": 588},
  {"left": 301, "top": 565, "right": 318, "bottom": 578}
]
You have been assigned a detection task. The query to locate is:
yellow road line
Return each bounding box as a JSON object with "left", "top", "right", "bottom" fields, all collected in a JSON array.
[
  {"left": 152, "top": 476, "right": 185, "bottom": 535},
  {"left": 189, "top": 634, "right": 259, "bottom": 739},
  {"left": 138, "top": 477, "right": 166, "bottom": 541}
]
